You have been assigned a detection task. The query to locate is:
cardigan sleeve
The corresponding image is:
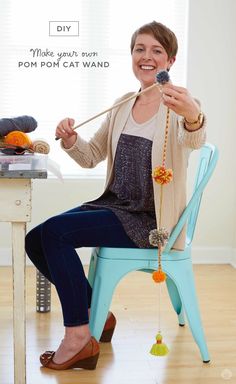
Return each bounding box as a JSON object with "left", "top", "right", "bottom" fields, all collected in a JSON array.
[
  {"left": 60, "top": 92, "right": 135, "bottom": 168},
  {"left": 177, "top": 114, "right": 207, "bottom": 149},
  {"left": 61, "top": 112, "right": 111, "bottom": 168}
]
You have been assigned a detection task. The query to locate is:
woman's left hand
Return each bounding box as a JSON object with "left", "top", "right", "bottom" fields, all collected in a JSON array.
[{"left": 161, "top": 83, "right": 200, "bottom": 122}]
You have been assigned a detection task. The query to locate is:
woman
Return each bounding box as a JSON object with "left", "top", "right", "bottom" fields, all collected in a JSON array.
[{"left": 25, "top": 21, "right": 206, "bottom": 370}]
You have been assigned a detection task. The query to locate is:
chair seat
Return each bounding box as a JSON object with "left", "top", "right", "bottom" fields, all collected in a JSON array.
[{"left": 96, "top": 245, "right": 192, "bottom": 261}]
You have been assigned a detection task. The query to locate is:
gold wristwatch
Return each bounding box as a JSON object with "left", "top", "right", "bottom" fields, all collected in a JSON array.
[{"left": 184, "top": 112, "right": 204, "bottom": 130}]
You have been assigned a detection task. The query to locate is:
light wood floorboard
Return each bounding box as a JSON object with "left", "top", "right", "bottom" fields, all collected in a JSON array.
[{"left": 0, "top": 265, "right": 236, "bottom": 384}]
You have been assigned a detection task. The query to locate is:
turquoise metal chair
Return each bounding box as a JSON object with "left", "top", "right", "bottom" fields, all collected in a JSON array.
[{"left": 88, "top": 143, "right": 219, "bottom": 363}]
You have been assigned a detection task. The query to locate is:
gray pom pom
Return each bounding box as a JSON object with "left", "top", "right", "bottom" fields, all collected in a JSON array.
[
  {"left": 149, "top": 227, "right": 169, "bottom": 247},
  {"left": 156, "top": 70, "right": 170, "bottom": 85}
]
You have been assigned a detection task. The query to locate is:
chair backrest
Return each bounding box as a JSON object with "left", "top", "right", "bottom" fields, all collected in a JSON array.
[{"left": 164, "top": 143, "right": 219, "bottom": 253}]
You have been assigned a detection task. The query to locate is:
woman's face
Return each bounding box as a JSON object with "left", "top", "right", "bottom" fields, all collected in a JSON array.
[{"left": 132, "top": 33, "right": 175, "bottom": 88}]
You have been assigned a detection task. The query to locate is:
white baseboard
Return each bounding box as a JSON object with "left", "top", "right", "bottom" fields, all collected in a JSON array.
[
  {"left": 0, "top": 246, "right": 235, "bottom": 267},
  {"left": 231, "top": 248, "right": 236, "bottom": 268},
  {"left": 191, "top": 246, "right": 234, "bottom": 265}
]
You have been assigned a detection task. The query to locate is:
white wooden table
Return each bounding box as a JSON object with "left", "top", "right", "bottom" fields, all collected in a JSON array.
[{"left": 0, "top": 169, "right": 47, "bottom": 384}]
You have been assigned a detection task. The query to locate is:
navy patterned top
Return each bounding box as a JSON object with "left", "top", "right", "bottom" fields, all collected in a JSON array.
[{"left": 81, "top": 133, "right": 156, "bottom": 248}]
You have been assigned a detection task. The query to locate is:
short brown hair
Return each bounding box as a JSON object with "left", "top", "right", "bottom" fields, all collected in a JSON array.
[{"left": 130, "top": 21, "right": 178, "bottom": 59}]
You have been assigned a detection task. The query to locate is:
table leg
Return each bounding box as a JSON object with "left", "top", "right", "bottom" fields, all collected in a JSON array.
[{"left": 12, "top": 222, "right": 26, "bottom": 384}]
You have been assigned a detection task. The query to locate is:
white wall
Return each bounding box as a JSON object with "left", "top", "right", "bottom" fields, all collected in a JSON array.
[
  {"left": 186, "top": 0, "right": 236, "bottom": 265},
  {"left": 1, "top": 0, "right": 236, "bottom": 266}
]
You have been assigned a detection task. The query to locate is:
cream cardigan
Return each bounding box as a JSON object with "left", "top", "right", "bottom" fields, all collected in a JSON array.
[{"left": 62, "top": 93, "right": 206, "bottom": 250}]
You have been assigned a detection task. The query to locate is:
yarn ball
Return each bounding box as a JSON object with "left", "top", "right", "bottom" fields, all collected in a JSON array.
[
  {"left": 156, "top": 70, "right": 170, "bottom": 85},
  {"left": 0, "top": 115, "right": 37, "bottom": 137},
  {"left": 32, "top": 140, "right": 50, "bottom": 154},
  {"left": 149, "top": 228, "right": 169, "bottom": 247},
  {"left": 4, "top": 131, "right": 32, "bottom": 148},
  {"left": 152, "top": 166, "right": 173, "bottom": 185}
]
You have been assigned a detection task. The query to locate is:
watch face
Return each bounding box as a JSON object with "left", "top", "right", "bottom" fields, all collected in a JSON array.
[{"left": 199, "top": 112, "right": 204, "bottom": 125}]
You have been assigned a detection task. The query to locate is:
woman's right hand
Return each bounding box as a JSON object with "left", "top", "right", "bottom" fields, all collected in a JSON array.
[{"left": 56, "top": 118, "right": 77, "bottom": 149}]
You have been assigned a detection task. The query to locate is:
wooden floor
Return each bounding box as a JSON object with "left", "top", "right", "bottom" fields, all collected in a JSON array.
[{"left": 0, "top": 264, "right": 236, "bottom": 384}]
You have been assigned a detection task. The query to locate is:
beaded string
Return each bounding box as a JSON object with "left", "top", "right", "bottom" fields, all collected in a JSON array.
[
  {"left": 150, "top": 106, "right": 172, "bottom": 280},
  {"left": 149, "top": 105, "right": 173, "bottom": 357},
  {"left": 158, "top": 107, "right": 170, "bottom": 228}
]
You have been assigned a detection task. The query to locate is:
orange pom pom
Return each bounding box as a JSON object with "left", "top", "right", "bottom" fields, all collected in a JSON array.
[
  {"left": 152, "top": 166, "right": 173, "bottom": 185},
  {"left": 152, "top": 270, "right": 166, "bottom": 283},
  {"left": 4, "top": 131, "right": 32, "bottom": 148}
]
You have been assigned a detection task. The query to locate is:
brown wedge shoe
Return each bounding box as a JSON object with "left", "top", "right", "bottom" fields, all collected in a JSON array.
[
  {"left": 40, "top": 336, "right": 99, "bottom": 370},
  {"left": 99, "top": 312, "right": 117, "bottom": 343}
]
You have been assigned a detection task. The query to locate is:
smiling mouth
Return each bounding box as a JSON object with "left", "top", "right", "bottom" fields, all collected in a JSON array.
[{"left": 140, "top": 65, "right": 156, "bottom": 70}]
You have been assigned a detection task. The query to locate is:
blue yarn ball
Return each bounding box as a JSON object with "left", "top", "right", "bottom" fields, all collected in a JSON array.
[
  {"left": 156, "top": 70, "right": 170, "bottom": 85},
  {"left": 0, "top": 115, "right": 37, "bottom": 136}
]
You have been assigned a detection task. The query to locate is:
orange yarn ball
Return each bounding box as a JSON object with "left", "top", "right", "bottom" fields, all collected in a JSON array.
[
  {"left": 152, "top": 166, "right": 173, "bottom": 185},
  {"left": 152, "top": 270, "right": 166, "bottom": 283},
  {"left": 4, "top": 131, "right": 32, "bottom": 148}
]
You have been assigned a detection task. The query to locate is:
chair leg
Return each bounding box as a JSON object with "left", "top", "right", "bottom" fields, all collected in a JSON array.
[
  {"left": 89, "top": 256, "right": 137, "bottom": 341},
  {"left": 89, "top": 262, "right": 119, "bottom": 340},
  {"left": 87, "top": 248, "right": 98, "bottom": 288},
  {"left": 178, "top": 307, "right": 185, "bottom": 327},
  {"left": 89, "top": 277, "right": 114, "bottom": 341},
  {"left": 164, "top": 259, "right": 210, "bottom": 362},
  {"left": 166, "top": 276, "right": 185, "bottom": 326}
]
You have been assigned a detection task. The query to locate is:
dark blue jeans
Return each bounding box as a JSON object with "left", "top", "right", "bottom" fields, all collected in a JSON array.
[{"left": 25, "top": 207, "right": 137, "bottom": 327}]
